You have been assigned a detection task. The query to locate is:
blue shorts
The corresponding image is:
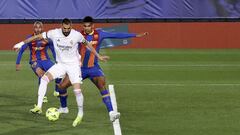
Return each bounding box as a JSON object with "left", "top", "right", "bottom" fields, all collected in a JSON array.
[
  {"left": 30, "top": 60, "right": 54, "bottom": 75},
  {"left": 81, "top": 66, "right": 105, "bottom": 80}
]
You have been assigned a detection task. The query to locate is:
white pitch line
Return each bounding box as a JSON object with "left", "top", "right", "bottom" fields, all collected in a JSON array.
[
  {"left": 114, "top": 83, "right": 240, "bottom": 86},
  {"left": 109, "top": 85, "right": 122, "bottom": 135},
  {"left": 2, "top": 62, "right": 240, "bottom": 67},
  {"left": 101, "top": 63, "right": 240, "bottom": 67}
]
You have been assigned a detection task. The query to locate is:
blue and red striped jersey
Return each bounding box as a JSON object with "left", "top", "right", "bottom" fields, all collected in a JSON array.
[
  {"left": 16, "top": 34, "right": 56, "bottom": 64},
  {"left": 79, "top": 29, "right": 136, "bottom": 68}
]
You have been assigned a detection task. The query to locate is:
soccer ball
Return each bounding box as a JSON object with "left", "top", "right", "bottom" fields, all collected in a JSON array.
[{"left": 46, "top": 107, "right": 60, "bottom": 121}]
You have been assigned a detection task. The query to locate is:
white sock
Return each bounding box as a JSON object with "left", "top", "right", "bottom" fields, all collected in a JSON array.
[
  {"left": 74, "top": 89, "right": 84, "bottom": 116},
  {"left": 37, "top": 76, "right": 49, "bottom": 108}
]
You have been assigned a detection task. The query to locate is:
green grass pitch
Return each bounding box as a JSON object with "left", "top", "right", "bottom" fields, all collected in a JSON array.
[{"left": 1, "top": 49, "right": 240, "bottom": 135}]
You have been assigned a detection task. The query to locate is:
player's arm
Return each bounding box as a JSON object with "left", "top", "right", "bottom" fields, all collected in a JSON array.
[
  {"left": 101, "top": 30, "right": 148, "bottom": 39},
  {"left": 82, "top": 39, "right": 109, "bottom": 62},
  {"left": 136, "top": 32, "right": 149, "bottom": 37},
  {"left": 15, "top": 44, "right": 28, "bottom": 71},
  {"left": 48, "top": 39, "right": 56, "bottom": 62},
  {"left": 13, "top": 33, "right": 46, "bottom": 51}
]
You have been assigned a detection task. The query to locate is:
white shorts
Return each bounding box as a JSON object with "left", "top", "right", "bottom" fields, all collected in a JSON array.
[{"left": 47, "top": 63, "right": 82, "bottom": 84}]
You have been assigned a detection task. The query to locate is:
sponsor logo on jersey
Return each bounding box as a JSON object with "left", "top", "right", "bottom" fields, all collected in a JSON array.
[{"left": 57, "top": 44, "right": 73, "bottom": 52}]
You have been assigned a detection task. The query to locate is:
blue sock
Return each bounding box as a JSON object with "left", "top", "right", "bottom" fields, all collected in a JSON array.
[
  {"left": 101, "top": 90, "right": 113, "bottom": 112},
  {"left": 55, "top": 78, "right": 62, "bottom": 93},
  {"left": 59, "top": 89, "right": 68, "bottom": 108},
  {"left": 55, "top": 78, "right": 67, "bottom": 108}
]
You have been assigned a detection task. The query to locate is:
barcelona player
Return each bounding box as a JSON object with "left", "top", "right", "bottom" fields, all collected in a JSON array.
[
  {"left": 58, "top": 16, "right": 148, "bottom": 122},
  {"left": 15, "top": 21, "right": 63, "bottom": 103}
]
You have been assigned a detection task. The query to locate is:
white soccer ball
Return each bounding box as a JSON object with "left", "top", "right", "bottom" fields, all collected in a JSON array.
[{"left": 46, "top": 107, "right": 60, "bottom": 121}]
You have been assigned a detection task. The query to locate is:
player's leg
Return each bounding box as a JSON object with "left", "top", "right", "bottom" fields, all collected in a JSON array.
[
  {"left": 72, "top": 82, "right": 84, "bottom": 127},
  {"left": 57, "top": 75, "right": 71, "bottom": 113},
  {"left": 58, "top": 74, "right": 72, "bottom": 90},
  {"left": 57, "top": 68, "right": 88, "bottom": 114},
  {"left": 35, "top": 67, "right": 48, "bottom": 103},
  {"left": 90, "top": 67, "right": 120, "bottom": 122},
  {"left": 43, "top": 60, "right": 61, "bottom": 97},
  {"left": 91, "top": 77, "right": 113, "bottom": 112},
  {"left": 30, "top": 72, "right": 53, "bottom": 114},
  {"left": 30, "top": 63, "right": 65, "bottom": 114},
  {"left": 31, "top": 61, "right": 48, "bottom": 103},
  {"left": 66, "top": 64, "right": 84, "bottom": 127},
  {"left": 53, "top": 78, "right": 61, "bottom": 97}
]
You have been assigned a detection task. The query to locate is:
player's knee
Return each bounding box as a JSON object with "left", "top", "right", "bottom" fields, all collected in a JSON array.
[
  {"left": 73, "top": 89, "right": 82, "bottom": 95},
  {"left": 41, "top": 75, "right": 50, "bottom": 84},
  {"left": 58, "top": 82, "right": 69, "bottom": 90},
  {"left": 36, "top": 68, "right": 45, "bottom": 77},
  {"left": 57, "top": 83, "right": 64, "bottom": 90},
  {"left": 37, "top": 72, "right": 44, "bottom": 77},
  {"left": 45, "top": 72, "right": 54, "bottom": 81},
  {"left": 97, "top": 81, "right": 106, "bottom": 90}
]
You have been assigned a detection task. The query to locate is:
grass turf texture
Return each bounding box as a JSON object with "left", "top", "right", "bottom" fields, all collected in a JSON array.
[{"left": 1, "top": 49, "right": 240, "bottom": 135}]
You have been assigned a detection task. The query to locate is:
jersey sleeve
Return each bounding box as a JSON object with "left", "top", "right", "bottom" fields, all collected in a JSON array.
[
  {"left": 100, "top": 30, "right": 137, "bottom": 39},
  {"left": 45, "top": 29, "right": 56, "bottom": 40},
  {"left": 77, "top": 31, "right": 88, "bottom": 44},
  {"left": 48, "top": 39, "right": 56, "bottom": 61},
  {"left": 16, "top": 43, "right": 28, "bottom": 64}
]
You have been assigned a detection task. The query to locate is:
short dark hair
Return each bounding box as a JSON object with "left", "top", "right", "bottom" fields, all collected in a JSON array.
[
  {"left": 62, "top": 18, "right": 72, "bottom": 25},
  {"left": 83, "top": 16, "right": 93, "bottom": 23}
]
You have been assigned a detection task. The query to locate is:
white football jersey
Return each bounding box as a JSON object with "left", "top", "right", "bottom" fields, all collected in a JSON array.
[{"left": 42, "top": 28, "right": 85, "bottom": 64}]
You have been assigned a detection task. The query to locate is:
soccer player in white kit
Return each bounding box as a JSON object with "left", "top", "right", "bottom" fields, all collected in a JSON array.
[{"left": 13, "top": 18, "right": 109, "bottom": 127}]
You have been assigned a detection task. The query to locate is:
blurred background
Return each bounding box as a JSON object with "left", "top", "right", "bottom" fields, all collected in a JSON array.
[{"left": 1, "top": 0, "right": 240, "bottom": 49}]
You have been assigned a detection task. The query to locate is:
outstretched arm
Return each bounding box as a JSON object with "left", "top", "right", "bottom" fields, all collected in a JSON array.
[
  {"left": 136, "top": 32, "right": 149, "bottom": 37},
  {"left": 13, "top": 33, "right": 45, "bottom": 51},
  {"left": 101, "top": 30, "right": 148, "bottom": 39},
  {"left": 15, "top": 44, "right": 28, "bottom": 71}
]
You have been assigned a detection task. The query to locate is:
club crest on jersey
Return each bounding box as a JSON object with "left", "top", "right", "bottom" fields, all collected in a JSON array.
[
  {"left": 33, "top": 47, "right": 44, "bottom": 51},
  {"left": 70, "top": 40, "right": 73, "bottom": 45},
  {"left": 31, "top": 62, "right": 37, "bottom": 68},
  {"left": 94, "top": 34, "right": 99, "bottom": 39}
]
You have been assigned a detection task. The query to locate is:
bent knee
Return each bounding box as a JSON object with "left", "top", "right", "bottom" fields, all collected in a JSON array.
[
  {"left": 41, "top": 75, "right": 50, "bottom": 83},
  {"left": 97, "top": 82, "right": 106, "bottom": 90},
  {"left": 36, "top": 68, "right": 45, "bottom": 77},
  {"left": 58, "top": 81, "right": 71, "bottom": 90}
]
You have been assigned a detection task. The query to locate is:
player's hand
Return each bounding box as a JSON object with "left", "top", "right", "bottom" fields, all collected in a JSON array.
[
  {"left": 13, "top": 41, "right": 24, "bottom": 52},
  {"left": 16, "top": 64, "right": 21, "bottom": 71},
  {"left": 136, "top": 32, "right": 148, "bottom": 37},
  {"left": 99, "top": 55, "right": 110, "bottom": 62},
  {"left": 13, "top": 47, "right": 20, "bottom": 52}
]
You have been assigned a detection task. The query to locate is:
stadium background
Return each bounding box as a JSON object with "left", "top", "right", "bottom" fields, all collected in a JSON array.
[
  {"left": 1, "top": 0, "right": 240, "bottom": 49},
  {"left": 1, "top": 0, "right": 240, "bottom": 135}
]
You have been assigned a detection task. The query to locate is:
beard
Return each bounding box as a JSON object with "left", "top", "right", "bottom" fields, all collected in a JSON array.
[
  {"left": 62, "top": 31, "right": 70, "bottom": 36},
  {"left": 34, "top": 31, "right": 42, "bottom": 35},
  {"left": 85, "top": 29, "right": 93, "bottom": 34}
]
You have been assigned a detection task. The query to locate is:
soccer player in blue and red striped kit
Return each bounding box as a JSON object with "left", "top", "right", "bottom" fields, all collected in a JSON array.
[
  {"left": 15, "top": 21, "right": 65, "bottom": 103},
  {"left": 58, "top": 16, "right": 148, "bottom": 122}
]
